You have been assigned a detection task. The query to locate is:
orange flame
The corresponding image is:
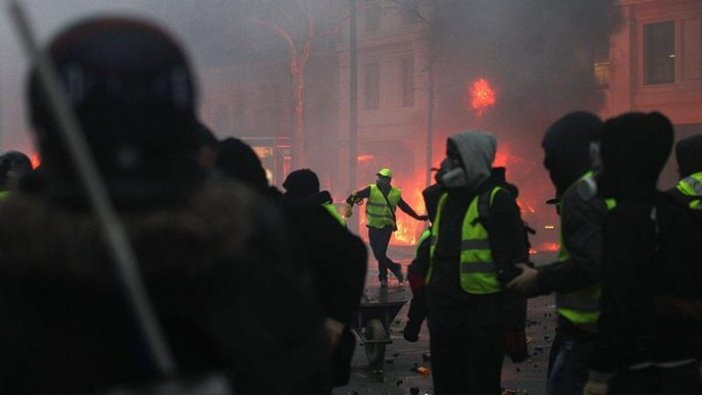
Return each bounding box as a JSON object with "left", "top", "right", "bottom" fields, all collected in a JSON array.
[
  {"left": 357, "top": 154, "right": 375, "bottom": 163},
  {"left": 30, "top": 153, "right": 41, "bottom": 169},
  {"left": 469, "top": 78, "right": 496, "bottom": 116},
  {"left": 390, "top": 177, "right": 427, "bottom": 246},
  {"left": 538, "top": 242, "right": 560, "bottom": 252}
]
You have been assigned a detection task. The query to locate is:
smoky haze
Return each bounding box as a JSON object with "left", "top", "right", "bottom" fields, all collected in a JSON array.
[{"left": 0, "top": 1, "right": 620, "bottom": 248}]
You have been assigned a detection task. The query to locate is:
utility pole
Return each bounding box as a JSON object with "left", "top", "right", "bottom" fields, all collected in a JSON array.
[
  {"left": 348, "top": 0, "right": 359, "bottom": 233},
  {"left": 425, "top": 54, "right": 434, "bottom": 187}
]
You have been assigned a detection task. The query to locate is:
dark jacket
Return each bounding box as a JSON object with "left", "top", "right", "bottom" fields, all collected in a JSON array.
[
  {"left": 537, "top": 112, "right": 607, "bottom": 301},
  {"left": 591, "top": 112, "right": 702, "bottom": 373},
  {"left": 281, "top": 190, "right": 367, "bottom": 326},
  {"left": 280, "top": 189, "right": 367, "bottom": 386},
  {"left": 0, "top": 181, "right": 329, "bottom": 395}
]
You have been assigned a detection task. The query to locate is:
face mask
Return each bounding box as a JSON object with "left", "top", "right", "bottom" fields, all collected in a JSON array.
[{"left": 437, "top": 157, "right": 467, "bottom": 188}]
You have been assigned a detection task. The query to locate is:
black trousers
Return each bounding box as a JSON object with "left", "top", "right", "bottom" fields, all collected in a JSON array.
[
  {"left": 368, "top": 226, "right": 401, "bottom": 281},
  {"left": 427, "top": 295, "right": 506, "bottom": 395}
]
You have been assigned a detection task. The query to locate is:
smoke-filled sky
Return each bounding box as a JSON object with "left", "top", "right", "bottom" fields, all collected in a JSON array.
[
  {"left": 0, "top": 0, "right": 624, "bottom": 250},
  {"left": 0, "top": 0, "right": 619, "bottom": 151},
  {"left": 0, "top": 0, "right": 271, "bottom": 152}
]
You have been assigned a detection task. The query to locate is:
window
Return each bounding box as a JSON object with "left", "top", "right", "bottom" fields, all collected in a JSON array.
[
  {"left": 644, "top": 21, "right": 675, "bottom": 84},
  {"left": 401, "top": 58, "right": 414, "bottom": 107},
  {"left": 365, "top": 62, "right": 380, "bottom": 110},
  {"left": 593, "top": 28, "right": 610, "bottom": 88},
  {"left": 365, "top": 7, "right": 380, "bottom": 32}
]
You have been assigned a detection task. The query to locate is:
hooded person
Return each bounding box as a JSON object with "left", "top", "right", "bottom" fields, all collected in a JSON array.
[
  {"left": 345, "top": 167, "right": 427, "bottom": 287},
  {"left": 0, "top": 151, "right": 33, "bottom": 199},
  {"left": 585, "top": 112, "right": 702, "bottom": 395},
  {"left": 0, "top": 16, "right": 330, "bottom": 395},
  {"left": 423, "top": 130, "right": 529, "bottom": 395},
  {"left": 281, "top": 168, "right": 367, "bottom": 389},
  {"left": 283, "top": 168, "right": 345, "bottom": 226},
  {"left": 506, "top": 111, "right": 608, "bottom": 395},
  {"left": 215, "top": 137, "right": 270, "bottom": 194}
]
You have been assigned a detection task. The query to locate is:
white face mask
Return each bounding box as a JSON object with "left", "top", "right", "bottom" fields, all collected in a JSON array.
[{"left": 438, "top": 157, "right": 467, "bottom": 188}]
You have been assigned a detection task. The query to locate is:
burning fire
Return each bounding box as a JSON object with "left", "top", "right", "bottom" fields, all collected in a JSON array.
[
  {"left": 391, "top": 183, "right": 425, "bottom": 246},
  {"left": 468, "top": 78, "right": 496, "bottom": 116},
  {"left": 30, "top": 153, "right": 41, "bottom": 169}
]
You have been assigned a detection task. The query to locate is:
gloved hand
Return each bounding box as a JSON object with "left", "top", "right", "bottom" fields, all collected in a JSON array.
[
  {"left": 583, "top": 379, "right": 608, "bottom": 395},
  {"left": 407, "top": 272, "right": 425, "bottom": 296},
  {"left": 503, "top": 330, "right": 528, "bottom": 363},
  {"left": 344, "top": 203, "right": 353, "bottom": 218},
  {"left": 403, "top": 321, "right": 421, "bottom": 342}
]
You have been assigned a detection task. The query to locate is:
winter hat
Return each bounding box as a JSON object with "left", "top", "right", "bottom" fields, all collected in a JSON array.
[
  {"left": 542, "top": 111, "right": 603, "bottom": 195},
  {"left": 283, "top": 169, "right": 320, "bottom": 198},
  {"left": 599, "top": 112, "right": 674, "bottom": 197},
  {"left": 215, "top": 138, "right": 268, "bottom": 192}
]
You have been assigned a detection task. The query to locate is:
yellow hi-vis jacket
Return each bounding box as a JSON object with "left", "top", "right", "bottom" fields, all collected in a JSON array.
[
  {"left": 426, "top": 186, "right": 503, "bottom": 295},
  {"left": 555, "top": 172, "right": 616, "bottom": 332},
  {"left": 676, "top": 172, "right": 702, "bottom": 210},
  {"left": 366, "top": 184, "right": 401, "bottom": 229}
]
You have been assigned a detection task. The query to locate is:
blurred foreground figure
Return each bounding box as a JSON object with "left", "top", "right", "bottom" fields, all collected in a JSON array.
[
  {"left": 0, "top": 150, "right": 33, "bottom": 199},
  {"left": 282, "top": 169, "right": 367, "bottom": 389},
  {"left": 507, "top": 112, "right": 607, "bottom": 395},
  {"left": 345, "top": 167, "right": 427, "bottom": 287},
  {"left": 0, "top": 16, "right": 328, "bottom": 394},
  {"left": 585, "top": 113, "right": 702, "bottom": 395},
  {"left": 424, "top": 131, "right": 529, "bottom": 395}
]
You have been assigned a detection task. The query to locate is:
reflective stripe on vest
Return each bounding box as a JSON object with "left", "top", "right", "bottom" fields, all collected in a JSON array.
[
  {"left": 677, "top": 173, "right": 702, "bottom": 210},
  {"left": 366, "top": 184, "right": 401, "bottom": 229},
  {"left": 322, "top": 202, "right": 346, "bottom": 227},
  {"left": 426, "top": 186, "right": 503, "bottom": 295},
  {"left": 555, "top": 172, "right": 614, "bottom": 332}
]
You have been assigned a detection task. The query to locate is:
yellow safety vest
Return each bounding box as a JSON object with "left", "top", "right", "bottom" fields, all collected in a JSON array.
[
  {"left": 366, "top": 184, "right": 401, "bottom": 229},
  {"left": 555, "top": 172, "right": 616, "bottom": 332},
  {"left": 426, "top": 186, "right": 503, "bottom": 295},
  {"left": 676, "top": 172, "right": 702, "bottom": 210}
]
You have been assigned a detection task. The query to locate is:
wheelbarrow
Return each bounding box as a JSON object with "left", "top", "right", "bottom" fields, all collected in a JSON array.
[{"left": 349, "top": 298, "right": 407, "bottom": 367}]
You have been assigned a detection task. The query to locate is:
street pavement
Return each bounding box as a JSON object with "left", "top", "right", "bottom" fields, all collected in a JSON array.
[{"left": 334, "top": 252, "right": 559, "bottom": 395}]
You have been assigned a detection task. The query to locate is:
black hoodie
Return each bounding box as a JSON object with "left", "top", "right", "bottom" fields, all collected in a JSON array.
[
  {"left": 591, "top": 112, "right": 702, "bottom": 373},
  {"left": 536, "top": 112, "right": 608, "bottom": 305}
]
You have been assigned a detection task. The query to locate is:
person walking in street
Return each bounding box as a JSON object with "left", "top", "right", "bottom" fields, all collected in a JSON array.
[
  {"left": 345, "top": 168, "right": 427, "bottom": 287},
  {"left": 584, "top": 112, "right": 702, "bottom": 395},
  {"left": 423, "top": 131, "right": 529, "bottom": 395},
  {"left": 507, "top": 112, "right": 608, "bottom": 395}
]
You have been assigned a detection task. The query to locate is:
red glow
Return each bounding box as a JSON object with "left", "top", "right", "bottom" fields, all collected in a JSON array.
[
  {"left": 468, "top": 78, "right": 496, "bottom": 116},
  {"left": 357, "top": 154, "right": 375, "bottom": 163},
  {"left": 538, "top": 242, "right": 560, "bottom": 252},
  {"left": 493, "top": 145, "right": 512, "bottom": 167},
  {"left": 391, "top": 182, "right": 424, "bottom": 246},
  {"left": 30, "top": 153, "right": 41, "bottom": 169}
]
